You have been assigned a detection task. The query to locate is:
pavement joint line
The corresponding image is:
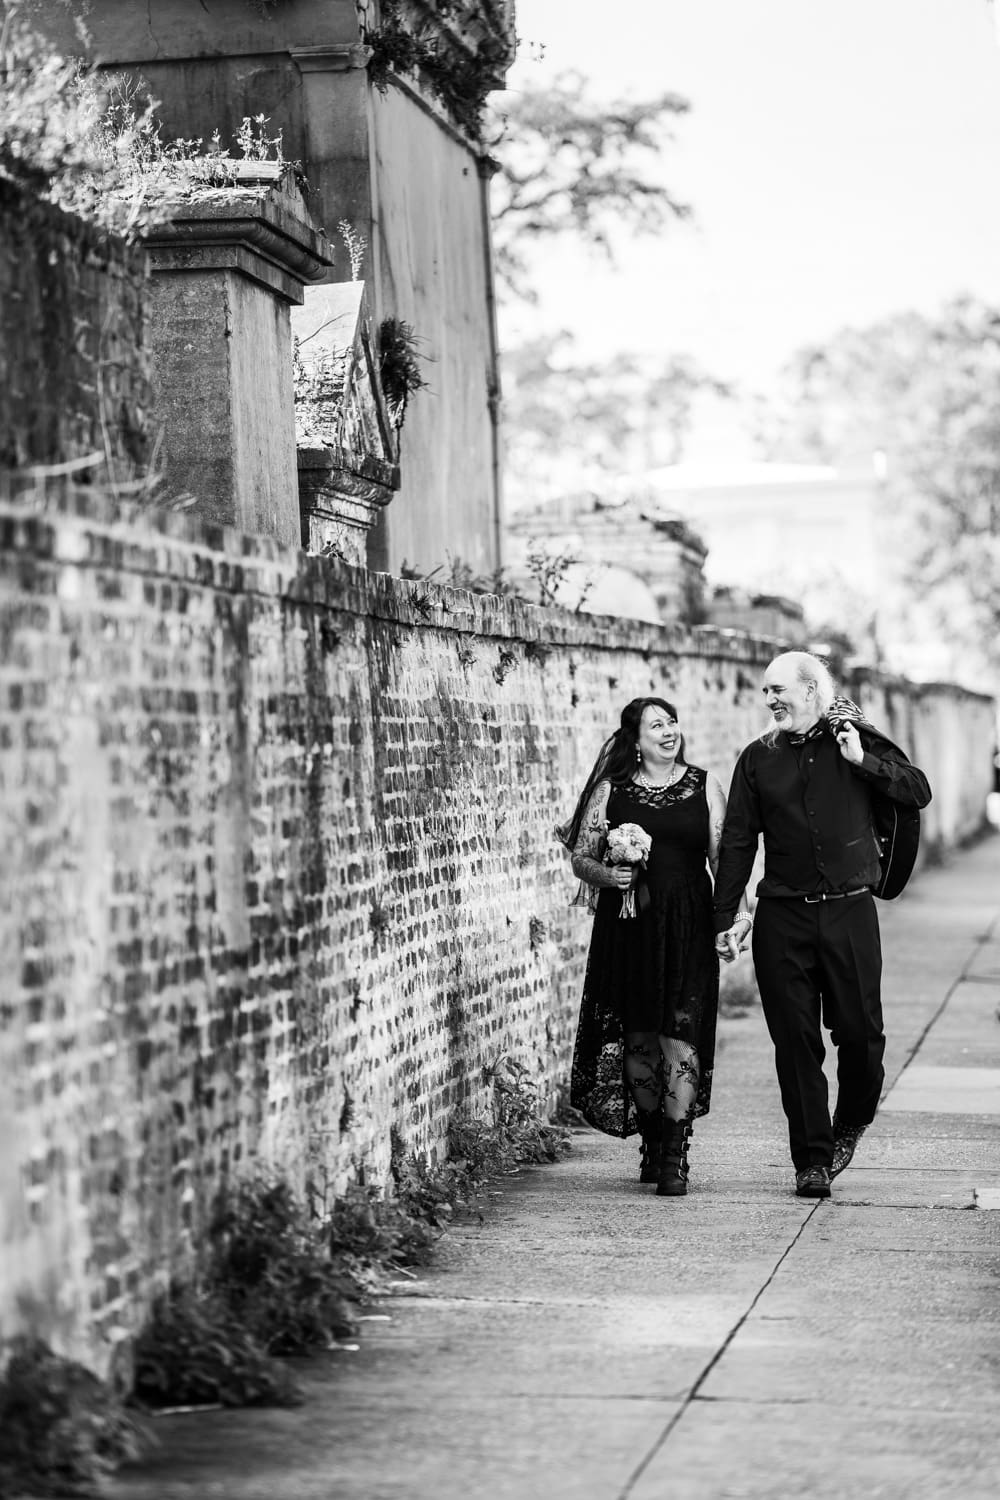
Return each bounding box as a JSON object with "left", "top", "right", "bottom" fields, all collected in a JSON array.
[
  {"left": 691, "top": 1395, "right": 989, "bottom": 1414},
  {"left": 386, "top": 1295, "right": 609, "bottom": 1309},
  {"left": 616, "top": 1200, "right": 825, "bottom": 1500}
]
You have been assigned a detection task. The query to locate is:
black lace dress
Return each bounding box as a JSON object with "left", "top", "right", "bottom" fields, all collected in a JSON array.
[{"left": 569, "top": 767, "right": 719, "bottom": 1137}]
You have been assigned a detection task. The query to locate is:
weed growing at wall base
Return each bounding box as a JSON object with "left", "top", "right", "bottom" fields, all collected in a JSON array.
[
  {"left": 130, "top": 1065, "right": 570, "bottom": 1424},
  {"left": 133, "top": 1288, "right": 302, "bottom": 1412},
  {"left": 0, "top": 1338, "right": 143, "bottom": 1497}
]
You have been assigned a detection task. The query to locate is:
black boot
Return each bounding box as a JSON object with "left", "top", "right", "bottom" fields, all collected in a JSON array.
[
  {"left": 656, "top": 1121, "right": 691, "bottom": 1197},
  {"left": 638, "top": 1112, "right": 663, "bottom": 1183}
]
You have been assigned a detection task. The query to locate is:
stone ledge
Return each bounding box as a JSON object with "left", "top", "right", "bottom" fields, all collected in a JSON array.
[
  {"left": 0, "top": 482, "right": 785, "bottom": 666},
  {"left": 144, "top": 176, "right": 333, "bottom": 305},
  {"left": 298, "top": 445, "right": 401, "bottom": 499}
]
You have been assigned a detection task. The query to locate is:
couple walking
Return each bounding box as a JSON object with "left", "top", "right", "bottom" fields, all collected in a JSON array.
[{"left": 563, "top": 651, "right": 932, "bottom": 1200}]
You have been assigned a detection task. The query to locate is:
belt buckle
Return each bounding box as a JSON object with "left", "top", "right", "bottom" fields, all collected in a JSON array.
[{"left": 803, "top": 893, "right": 824, "bottom": 904}]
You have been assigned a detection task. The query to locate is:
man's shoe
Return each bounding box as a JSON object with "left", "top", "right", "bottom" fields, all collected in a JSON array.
[
  {"left": 795, "top": 1166, "right": 831, "bottom": 1198},
  {"left": 831, "top": 1120, "right": 868, "bottom": 1179}
]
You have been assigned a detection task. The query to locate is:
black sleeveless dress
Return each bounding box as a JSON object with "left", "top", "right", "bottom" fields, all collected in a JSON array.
[{"left": 569, "top": 767, "right": 719, "bottom": 1138}]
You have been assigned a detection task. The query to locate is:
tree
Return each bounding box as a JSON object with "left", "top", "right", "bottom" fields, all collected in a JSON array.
[
  {"left": 501, "top": 332, "right": 727, "bottom": 508},
  {"left": 487, "top": 72, "right": 714, "bottom": 506},
  {"left": 488, "top": 71, "right": 691, "bottom": 304},
  {"left": 757, "top": 297, "right": 1000, "bottom": 677}
]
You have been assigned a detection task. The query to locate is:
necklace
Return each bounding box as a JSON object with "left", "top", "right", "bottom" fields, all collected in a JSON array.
[{"left": 636, "top": 763, "right": 683, "bottom": 791}]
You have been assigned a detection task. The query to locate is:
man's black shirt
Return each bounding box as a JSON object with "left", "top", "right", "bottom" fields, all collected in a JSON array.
[{"left": 713, "top": 723, "right": 932, "bottom": 932}]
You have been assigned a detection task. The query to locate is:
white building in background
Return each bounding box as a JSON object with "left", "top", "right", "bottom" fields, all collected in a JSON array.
[
  {"left": 505, "top": 455, "right": 886, "bottom": 646},
  {"left": 606, "top": 457, "right": 885, "bottom": 596}
]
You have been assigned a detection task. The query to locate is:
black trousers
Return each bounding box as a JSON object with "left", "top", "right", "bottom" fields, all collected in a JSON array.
[{"left": 752, "top": 893, "right": 885, "bottom": 1171}]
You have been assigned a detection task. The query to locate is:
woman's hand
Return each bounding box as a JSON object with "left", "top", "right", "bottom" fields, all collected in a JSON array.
[
  {"left": 609, "top": 864, "right": 636, "bottom": 890},
  {"left": 715, "top": 917, "right": 751, "bottom": 962}
]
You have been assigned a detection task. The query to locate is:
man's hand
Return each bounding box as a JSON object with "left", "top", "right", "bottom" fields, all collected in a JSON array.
[
  {"left": 835, "top": 722, "right": 864, "bottom": 765},
  {"left": 715, "top": 918, "right": 752, "bottom": 964}
]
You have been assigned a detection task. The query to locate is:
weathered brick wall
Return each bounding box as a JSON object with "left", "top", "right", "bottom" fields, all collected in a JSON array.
[
  {"left": 0, "top": 180, "right": 151, "bottom": 475},
  {"left": 0, "top": 485, "right": 994, "bottom": 1373}
]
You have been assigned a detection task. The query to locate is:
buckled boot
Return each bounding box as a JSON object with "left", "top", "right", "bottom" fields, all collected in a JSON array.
[
  {"left": 637, "top": 1112, "right": 663, "bottom": 1184},
  {"left": 656, "top": 1121, "right": 691, "bottom": 1197}
]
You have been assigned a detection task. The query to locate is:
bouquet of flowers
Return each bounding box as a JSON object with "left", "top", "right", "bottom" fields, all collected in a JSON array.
[{"left": 605, "top": 822, "right": 652, "bottom": 919}]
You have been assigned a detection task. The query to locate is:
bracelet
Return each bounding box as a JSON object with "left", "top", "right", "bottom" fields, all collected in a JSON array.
[{"left": 733, "top": 911, "right": 753, "bottom": 925}]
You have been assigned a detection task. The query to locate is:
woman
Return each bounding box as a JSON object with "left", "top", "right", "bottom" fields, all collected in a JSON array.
[{"left": 564, "top": 697, "right": 747, "bottom": 1196}]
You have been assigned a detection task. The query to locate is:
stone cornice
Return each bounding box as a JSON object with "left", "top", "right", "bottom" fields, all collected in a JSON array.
[
  {"left": 298, "top": 445, "right": 401, "bottom": 501},
  {"left": 144, "top": 178, "right": 333, "bottom": 304},
  {"left": 290, "top": 43, "right": 373, "bottom": 74}
]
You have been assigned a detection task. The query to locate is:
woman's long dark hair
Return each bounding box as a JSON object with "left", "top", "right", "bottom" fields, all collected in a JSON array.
[{"left": 561, "top": 697, "right": 682, "bottom": 850}]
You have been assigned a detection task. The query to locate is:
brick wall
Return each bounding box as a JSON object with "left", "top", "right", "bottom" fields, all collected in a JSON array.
[
  {"left": 0, "top": 485, "right": 994, "bottom": 1373},
  {"left": 0, "top": 180, "right": 152, "bottom": 476}
]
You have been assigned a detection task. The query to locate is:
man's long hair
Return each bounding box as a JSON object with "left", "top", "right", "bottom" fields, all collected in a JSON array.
[
  {"left": 760, "top": 652, "right": 836, "bottom": 747},
  {"left": 561, "top": 696, "right": 682, "bottom": 849}
]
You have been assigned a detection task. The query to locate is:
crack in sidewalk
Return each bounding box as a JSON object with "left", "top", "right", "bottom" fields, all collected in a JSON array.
[{"left": 617, "top": 1201, "right": 825, "bottom": 1500}]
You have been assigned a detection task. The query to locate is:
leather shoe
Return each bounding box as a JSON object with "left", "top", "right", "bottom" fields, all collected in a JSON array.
[
  {"left": 795, "top": 1166, "right": 831, "bottom": 1198},
  {"left": 831, "top": 1120, "right": 868, "bottom": 1179}
]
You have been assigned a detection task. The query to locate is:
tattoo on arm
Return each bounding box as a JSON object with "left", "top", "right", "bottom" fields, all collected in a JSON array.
[{"left": 571, "top": 782, "right": 614, "bottom": 886}]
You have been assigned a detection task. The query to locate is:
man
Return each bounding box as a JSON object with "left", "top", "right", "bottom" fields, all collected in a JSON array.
[{"left": 713, "top": 652, "right": 932, "bottom": 1199}]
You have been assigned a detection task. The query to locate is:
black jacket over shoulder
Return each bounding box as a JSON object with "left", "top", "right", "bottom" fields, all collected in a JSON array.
[{"left": 713, "top": 723, "right": 932, "bottom": 932}]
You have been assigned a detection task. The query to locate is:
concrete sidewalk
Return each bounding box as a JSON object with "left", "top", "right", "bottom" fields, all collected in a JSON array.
[{"left": 110, "top": 836, "right": 1000, "bottom": 1500}]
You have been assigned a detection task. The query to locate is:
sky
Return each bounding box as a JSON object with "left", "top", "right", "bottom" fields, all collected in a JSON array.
[{"left": 504, "top": 0, "right": 1000, "bottom": 418}]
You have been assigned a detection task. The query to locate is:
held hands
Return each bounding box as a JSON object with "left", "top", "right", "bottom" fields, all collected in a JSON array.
[
  {"left": 715, "top": 919, "right": 752, "bottom": 964},
  {"left": 835, "top": 721, "right": 865, "bottom": 765}
]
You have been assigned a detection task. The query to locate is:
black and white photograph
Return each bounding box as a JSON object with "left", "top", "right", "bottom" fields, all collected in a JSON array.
[{"left": 1, "top": 3, "right": 999, "bottom": 1497}]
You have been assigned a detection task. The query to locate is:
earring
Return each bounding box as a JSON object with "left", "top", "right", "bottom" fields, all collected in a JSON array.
[{"left": 636, "top": 746, "right": 641, "bottom": 764}]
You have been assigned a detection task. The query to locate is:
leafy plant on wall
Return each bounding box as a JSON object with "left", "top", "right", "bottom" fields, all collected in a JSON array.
[
  {"left": 378, "top": 316, "right": 429, "bottom": 431},
  {"left": 363, "top": 0, "right": 514, "bottom": 138}
]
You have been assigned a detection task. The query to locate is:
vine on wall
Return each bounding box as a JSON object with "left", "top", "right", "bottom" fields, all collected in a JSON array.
[
  {"left": 364, "top": 0, "right": 515, "bottom": 138},
  {"left": 239, "top": 1, "right": 514, "bottom": 137}
]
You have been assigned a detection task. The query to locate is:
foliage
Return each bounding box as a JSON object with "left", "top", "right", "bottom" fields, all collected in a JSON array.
[
  {"left": 757, "top": 295, "right": 1000, "bottom": 677},
  {"left": 132, "top": 1055, "right": 569, "bottom": 1409},
  {"left": 400, "top": 544, "right": 601, "bottom": 612},
  {"left": 391, "top": 1055, "right": 571, "bottom": 1222},
  {"left": 523, "top": 541, "right": 594, "bottom": 610},
  {"left": 399, "top": 553, "right": 521, "bottom": 599},
  {"left": 481, "top": 1054, "right": 570, "bottom": 1163},
  {"left": 0, "top": 3, "right": 284, "bottom": 239},
  {"left": 501, "top": 332, "right": 729, "bottom": 509},
  {"left": 133, "top": 1179, "right": 359, "bottom": 1412},
  {"left": 488, "top": 71, "right": 692, "bottom": 304},
  {"left": 0, "top": 1336, "right": 143, "bottom": 1496},
  {"left": 365, "top": 0, "right": 514, "bottom": 138},
  {"left": 338, "top": 218, "right": 368, "bottom": 280},
  {"left": 378, "top": 316, "right": 430, "bottom": 430},
  {"left": 292, "top": 338, "right": 348, "bottom": 447},
  {"left": 487, "top": 72, "right": 710, "bottom": 511},
  {"left": 326, "top": 1185, "right": 440, "bottom": 1275},
  {"left": 133, "top": 1288, "right": 302, "bottom": 1411},
  {"left": 1, "top": 1063, "right": 570, "bottom": 1475},
  {"left": 208, "top": 1180, "right": 360, "bottom": 1356}
]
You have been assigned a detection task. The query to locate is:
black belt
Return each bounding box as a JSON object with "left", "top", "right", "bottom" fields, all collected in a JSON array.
[{"left": 802, "top": 887, "right": 870, "bottom": 904}]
